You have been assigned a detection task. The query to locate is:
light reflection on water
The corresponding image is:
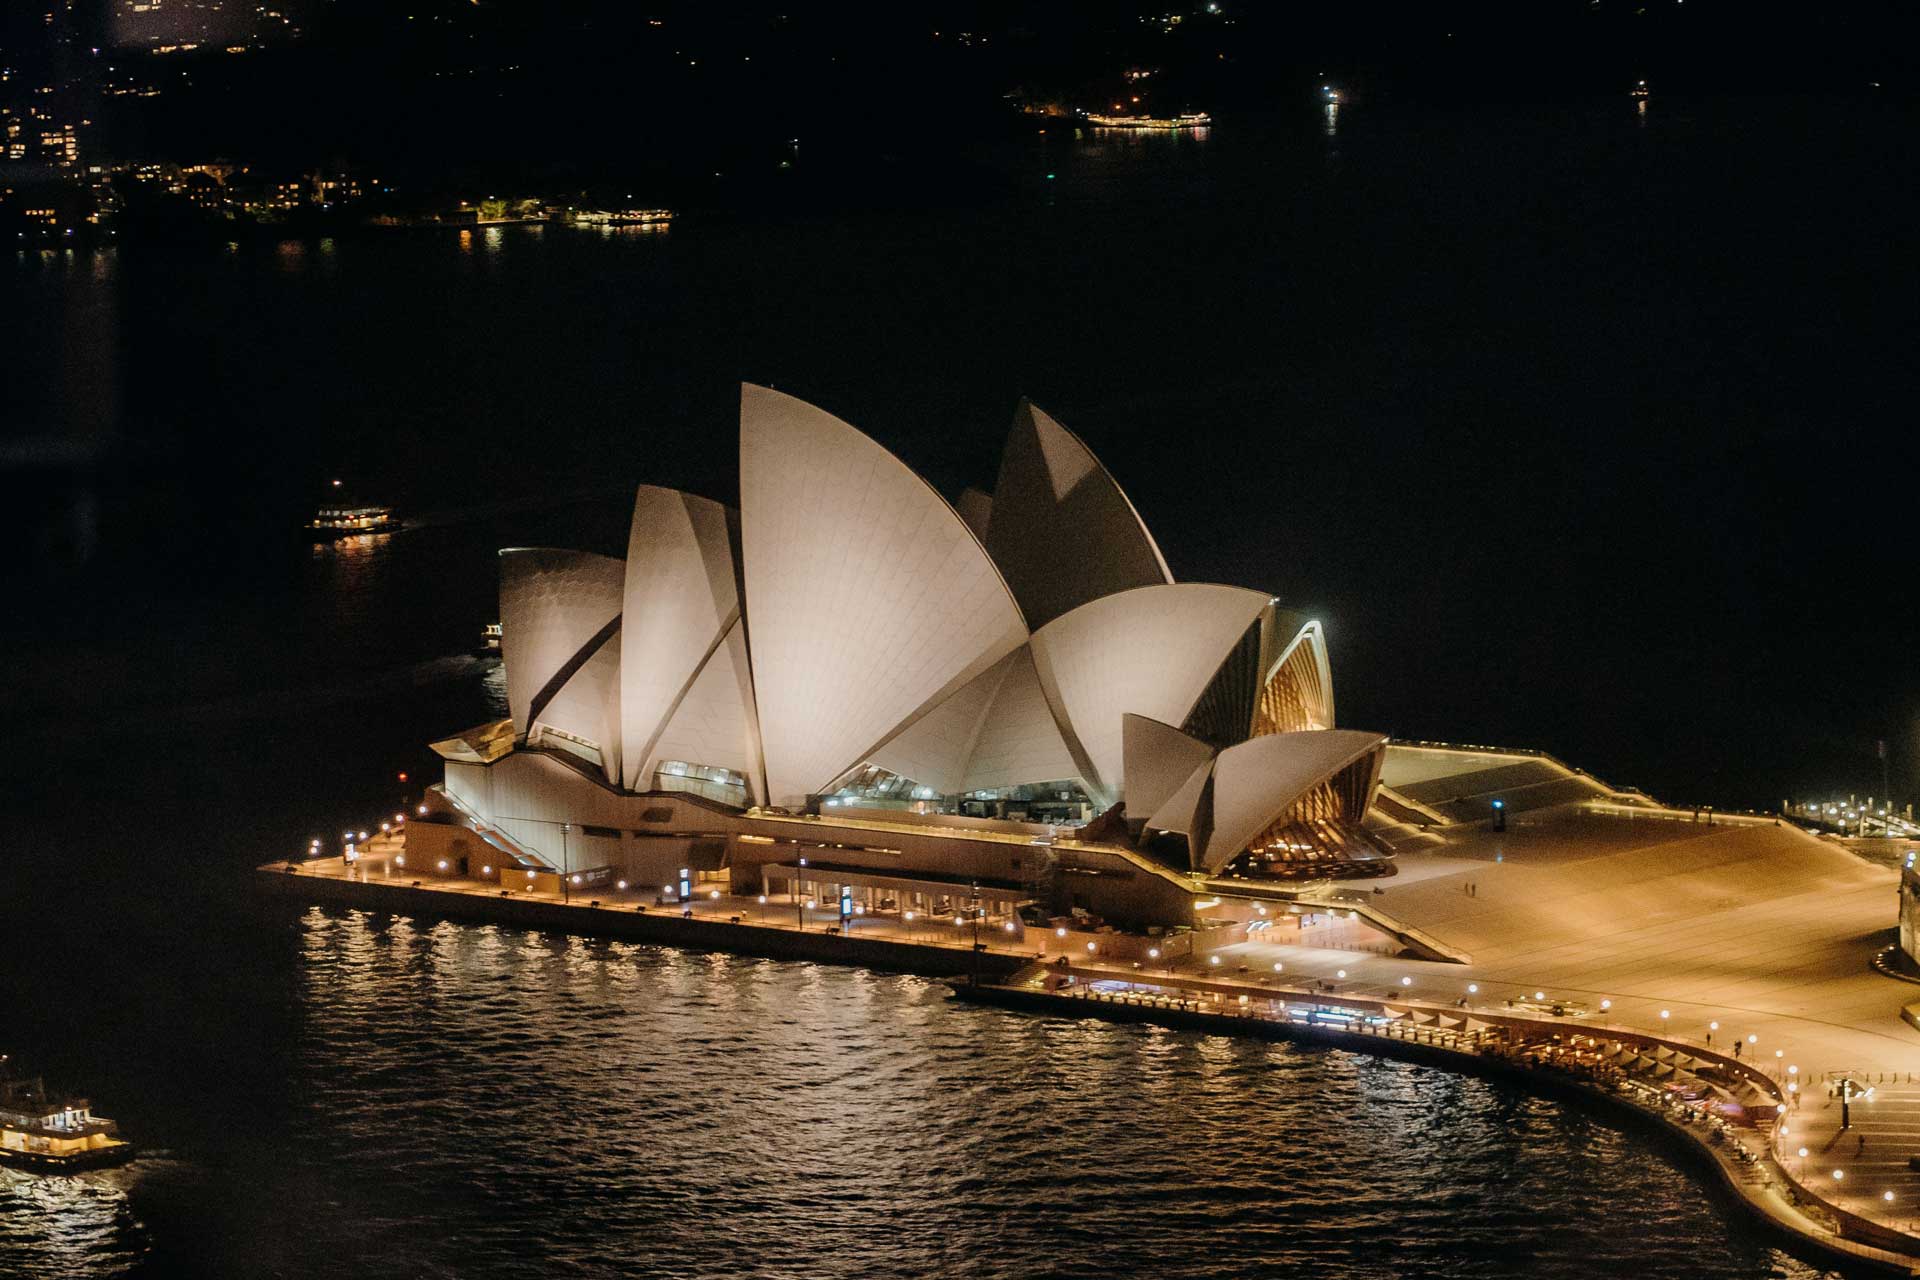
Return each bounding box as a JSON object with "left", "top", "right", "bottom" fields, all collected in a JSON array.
[{"left": 1, "top": 907, "right": 1846, "bottom": 1278}]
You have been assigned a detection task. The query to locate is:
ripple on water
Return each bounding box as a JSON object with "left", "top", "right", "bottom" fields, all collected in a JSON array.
[{"left": 1, "top": 910, "right": 1849, "bottom": 1279}]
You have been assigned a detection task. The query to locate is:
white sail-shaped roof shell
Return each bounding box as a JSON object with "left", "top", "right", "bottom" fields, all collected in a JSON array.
[
  {"left": 1121, "top": 713, "right": 1216, "bottom": 820},
  {"left": 739, "top": 384, "right": 1030, "bottom": 807},
  {"left": 867, "top": 646, "right": 1084, "bottom": 796},
  {"left": 499, "top": 548, "right": 625, "bottom": 740},
  {"left": 643, "top": 617, "right": 762, "bottom": 797},
  {"left": 1029, "top": 583, "right": 1273, "bottom": 806},
  {"left": 617, "top": 485, "right": 752, "bottom": 792},
  {"left": 1198, "top": 729, "right": 1386, "bottom": 873},
  {"left": 984, "top": 400, "right": 1173, "bottom": 630},
  {"left": 533, "top": 628, "right": 623, "bottom": 784}
]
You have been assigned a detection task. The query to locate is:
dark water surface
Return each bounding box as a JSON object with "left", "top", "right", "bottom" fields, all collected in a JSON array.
[{"left": 3, "top": 97, "right": 1905, "bottom": 1277}]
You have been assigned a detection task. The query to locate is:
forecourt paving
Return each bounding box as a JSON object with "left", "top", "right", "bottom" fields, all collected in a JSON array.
[{"left": 1210, "top": 803, "right": 1920, "bottom": 1230}]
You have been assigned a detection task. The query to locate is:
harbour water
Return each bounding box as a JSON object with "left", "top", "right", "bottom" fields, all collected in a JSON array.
[
  {"left": 4, "top": 95, "right": 1911, "bottom": 1277},
  {"left": 1, "top": 910, "right": 1836, "bottom": 1280}
]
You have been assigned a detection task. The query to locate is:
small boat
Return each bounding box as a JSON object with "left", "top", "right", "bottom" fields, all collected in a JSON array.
[
  {"left": 1085, "top": 111, "right": 1211, "bottom": 129},
  {"left": 1631, "top": 79, "right": 1650, "bottom": 99},
  {"left": 309, "top": 503, "right": 400, "bottom": 539},
  {"left": 0, "top": 1063, "right": 135, "bottom": 1173},
  {"left": 481, "top": 621, "right": 503, "bottom": 652}
]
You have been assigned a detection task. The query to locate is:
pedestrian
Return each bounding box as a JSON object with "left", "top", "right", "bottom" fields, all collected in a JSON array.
[
  {"left": 1733, "top": 1040, "right": 1742, "bottom": 1059},
  {"left": 1859, "top": 1134, "right": 1868, "bottom": 1155}
]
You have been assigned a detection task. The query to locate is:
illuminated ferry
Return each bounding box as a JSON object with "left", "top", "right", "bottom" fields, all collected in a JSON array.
[
  {"left": 0, "top": 1065, "right": 134, "bottom": 1173},
  {"left": 482, "top": 621, "right": 503, "bottom": 652},
  {"left": 1086, "top": 111, "right": 1211, "bottom": 129},
  {"left": 309, "top": 504, "right": 400, "bottom": 539}
]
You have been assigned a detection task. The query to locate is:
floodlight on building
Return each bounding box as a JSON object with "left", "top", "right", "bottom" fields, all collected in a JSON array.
[
  {"left": 1209, "top": 956, "right": 1221, "bottom": 966},
  {"left": 1774, "top": 1049, "right": 1784, "bottom": 1058},
  {"left": 1886, "top": 1191, "right": 1896, "bottom": 1203},
  {"left": 1005, "top": 922, "right": 1018, "bottom": 932},
  {"left": 418, "top": 805, "right": 428, "bottom": 815},
  {"left": 1056, "top": 927, "right": 1067, "bottom": 938},
  {"left": 1401, "top": 977, "right": 1413, "bottom": 987},
  {"left": 394, "top": 854, "right": 405, "bottom": 867},
  {"left": 1273, "top": 962, "right": 1284, "bottom": 972},
  {"left": 1086, "top": 942, "right": 1096, "bottom": 953},
  {"left": 1336, "top": 969, "right": 1346, "bottom": 979},
  {"left": 905, "top": 911, "right": 915, "bottom": 921},
  {"left": 1709, "top": 1020, "right": 1719, "bottom": 1031},
  {"left": 1534, "top": 991, "right": 1545, "bottom": 1001},
  {"left": 1467, "top": 983, "right": 1479, "bottom": 994},
  {"left": 482, "top": 865, "right": 492, "bottom": 875},
  {"left": 1788, "top": 1065, "right": 1798, "bottom": 1074},
  {"left": 1748, "top": 1034, "right": 1758, "bottom": 1044},
  {"left": 1659, "top": 1009, "right": 1670, "bottom": 1020},
  {"left": 436, "top": 860, "right": 447, "bottom": 871},
  {"left": 710, "top": 889, "right": 721, "bottom": 900},
  {"left": 1148, "top": 947, "right": 1161, "bottom": 959},
  {"left": 1600, "top": 999, "right": 1611, "bottom": 1010},
  {"left": 1798, "top": 1147, "right": 1809, "bottom": 1158},
  {"left": 1834, "top": 1170, "right": 1845, "bottom": 1181},
  {"left": 395, "top": 814, "right": 405, "bottom": 823}
]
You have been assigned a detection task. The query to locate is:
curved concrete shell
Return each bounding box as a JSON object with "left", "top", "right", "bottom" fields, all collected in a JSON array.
[
  {"left": 1199, "top": 729, "right": 1386, "bottom": 873},
  {"left": 739, "top": 384, "right": 1030, "bottom": 807},
  {"left": 868, "top": 645, "right": 1086, "bottom": 796},
  {"left": 499, "top": 548, "right": 626, "bottom": 742},
  {"left": 618, "top": 485, "right": 750, "bottom": 792},
  {"left": 984, "top": 400, "right": 1173, "bottom": 630},
  {"left": 643, "top": 616, "right": 762, "bottom": 798},
  {"left": 531, "top": 626, "right": 623, "bottom": 784},
  {"left": 1253, "top": 619, "right": 1335, "bottom": 736},
  {"left": 1122, "top": 714, "right": 1216, "bottom": 820},
  {"left": 1029, "top": 582, "right": 1273, "bottom": 804},
  {"left": 866, "top": 649, "right": 1011, "bottom": 796}
]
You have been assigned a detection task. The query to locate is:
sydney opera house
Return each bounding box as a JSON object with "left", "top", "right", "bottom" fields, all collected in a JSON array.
[{"left": 412, "top": 384, "right": 1401, "bottom": 929}]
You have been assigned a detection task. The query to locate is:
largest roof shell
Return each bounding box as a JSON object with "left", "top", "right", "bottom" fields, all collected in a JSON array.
[{"left": 739, "top": 384, "right": 1030, "bottom": 807}]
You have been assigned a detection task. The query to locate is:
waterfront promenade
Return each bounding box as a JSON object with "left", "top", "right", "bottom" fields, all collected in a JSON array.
[{"left": 266, "top": 812, "right": 1920, "bottom": 1272}]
